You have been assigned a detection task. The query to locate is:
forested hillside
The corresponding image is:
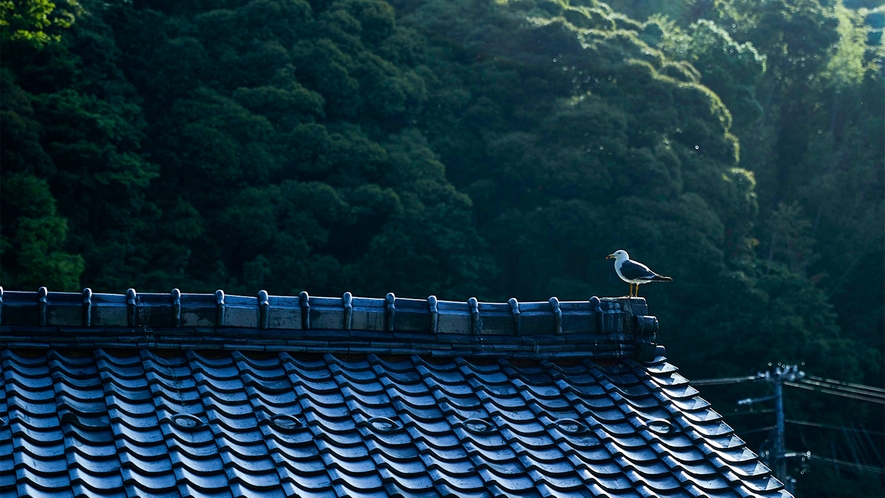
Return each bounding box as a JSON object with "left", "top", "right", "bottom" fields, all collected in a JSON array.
[{"left": 1, "top": 0, "right": 882, "bottom": 494}]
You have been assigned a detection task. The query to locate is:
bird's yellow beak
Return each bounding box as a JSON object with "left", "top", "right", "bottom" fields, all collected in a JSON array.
[{"left": 606, "top": 254, "right": 614, "bottom": 259}]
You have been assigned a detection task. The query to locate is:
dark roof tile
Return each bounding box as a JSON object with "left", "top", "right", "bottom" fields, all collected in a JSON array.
[
  {"left": 590, "top": 471, "right": 636, "bottom": 492},
  {"left": 682, "top": 482, "right": 740, "bottom": 498},
  {"left": 119, "top": 467, "right": 178, "bottom": 495},
  {"left": 528, "top": 468, "right": 586, "bottom": 492},
  {"left": 377, "top": 473, "right": 435, "bottom": 496},
  {"left": 13, "top": 463, "right": 71, "bottom": 493},
  {"left": 229, "top": 482, "right": 288, "bottom": 498},
  {"left": 371, "top": 448, "right": 427, "bottom": 474},
  {"left": 14, "top": 481, "right": 76, "bottom": 498},
  {"left": 280, "top": 478, "right": 336, "bottom": 498},
  {"left": 425, "top": 466, "right": 486, "bottom": 494},
  {"left": 225, "top": 464, "right": 286, "bottom": 492},
  {"left": 173, "top": 460, "right": 231, "bottom": 492},
  {"left": 15, "top": 442, "right": 69, "bottom": 477},
  {"left": 0, "top": 290, "right": 792, "bottom": 497},
  {"left": 624, "top": 469, "right": 683, "bottom": 491},
  {"left": 0, "top": 455, "right": 13, "bottom": 489},
  {"left": 69, "top": 465, "right": 126, "bottom": 495},
  {"left": 273, "top": 452, "right": 328, "bottom": 476}
]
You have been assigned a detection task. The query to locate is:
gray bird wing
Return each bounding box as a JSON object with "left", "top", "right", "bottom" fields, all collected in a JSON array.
[{"left": 620, "top": 260, "right": 657, "bottom": 280}]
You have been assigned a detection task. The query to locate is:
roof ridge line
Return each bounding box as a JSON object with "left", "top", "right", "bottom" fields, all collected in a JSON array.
[{"left": 0, "top": 287, "right": 660, "bottom": 361}]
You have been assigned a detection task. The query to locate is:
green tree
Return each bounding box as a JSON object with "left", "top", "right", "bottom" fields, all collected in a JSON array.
[
  {"left": 0, "top": 0, "right": 81, "bottom": 47},
  {"left": 1, "top": 173, "right": 84, "bottom": 290}
]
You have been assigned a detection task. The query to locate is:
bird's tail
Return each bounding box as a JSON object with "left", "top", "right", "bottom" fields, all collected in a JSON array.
[{"left": 652, "top": 275, "right": 673, "bottom": 282}]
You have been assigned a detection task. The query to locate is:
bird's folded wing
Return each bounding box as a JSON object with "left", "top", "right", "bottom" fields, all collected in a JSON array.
[{"left": 620, "top": 260, "right": 656, "bottom": 280}]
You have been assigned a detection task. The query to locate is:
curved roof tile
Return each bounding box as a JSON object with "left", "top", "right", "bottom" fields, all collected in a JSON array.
[{"left": 0, "top": 289, "right": 791, "bottom": 497}]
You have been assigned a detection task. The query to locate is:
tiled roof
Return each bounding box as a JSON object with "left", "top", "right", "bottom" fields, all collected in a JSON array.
[
  {"left": 0, "top": 288, "right": 793, "bottom": 497},
  {"left": 0, "top": 289, "right": 659, "bottom": 359}
]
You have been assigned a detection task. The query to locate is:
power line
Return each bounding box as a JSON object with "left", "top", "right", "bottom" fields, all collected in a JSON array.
[
  {"left": 805, "top": 375, "right": 885, "bottom": 395},
  {"left": 843, "top": 424, "right": 866, "bottom": 472},
  {"left": 729, "top": 409, "right": 776, "bottom": 417},
  {"left": 808, "top": 454, "right": 885, "bottom": 476},
  {"left": 740, "top": 425, "right": 777, "bottom": 435},
  {"left": 692, "top": 373, "right": 885, "bottom": 398},
  {"left": 784, "top": 380, "right": 885, "bottom": 404},
  {"left": 862, "top": 425, "right": 884, "bottom": 465},
  {"left": 785, "top": 419, "right": 885, "bottom": 437},
  {"left": 692, "top": 374, "right": 763, "bottom": 386},
  {"left": 692, "top": 365, "right": 885, "bottom": 491},
  {"left": 798, "top": 377, "right": 885, "bottom": 400}
]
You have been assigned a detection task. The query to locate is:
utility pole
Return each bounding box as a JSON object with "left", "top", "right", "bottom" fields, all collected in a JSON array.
[
  {"left": 774, "top": 371, "right": 786, "bottom": 481},
  {"left": 737, "top": 364, "right": 805, "bottom": 492}
]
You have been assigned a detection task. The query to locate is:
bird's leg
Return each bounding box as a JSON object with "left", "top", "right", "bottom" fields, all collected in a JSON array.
[
  {"left": 634, "top": 285, "right": 640, "bottom": 298},
  {"left": 629, "top": 284, "right": 635, "bottom": 297}
]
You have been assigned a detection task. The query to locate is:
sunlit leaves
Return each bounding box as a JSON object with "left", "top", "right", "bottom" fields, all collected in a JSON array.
[
  {"left": 823, "top": 4, "right": 869, "bottom": 87},
  {"left": 657, "top": 19, "right": 766, "bottom": 128},
  {"left": 0, "top": 0, "right": 81, "bottom": 48}
]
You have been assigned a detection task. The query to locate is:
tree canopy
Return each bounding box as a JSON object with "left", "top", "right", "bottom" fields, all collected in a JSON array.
[{"left": 2, "top": 0, "right": 882, "bottom": 494}]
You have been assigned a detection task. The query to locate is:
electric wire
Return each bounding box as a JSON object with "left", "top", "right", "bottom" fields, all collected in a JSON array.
[
  {"left": 785, "top": 419, "right": 885, "bottom": 437},
  {"left": 851, "top": 422, "right": 878, "bottom": 469},
  {"left": 783, "top": 380, "right": 885, "bottom": 404},
  {"left": 728, "top": 409, "right": 776, "bottom": 417},
  {"left": 798, "top": 377, "right": 885, "bottom": 400},
  {"left": 805, "top": 375, "right": 885, "bottom": 395},
  {"left": 808, "top": 455, "right": 885, "bottom": 476},
  {"left": 862, "top": 425, "right": 884, "bottom": 465},
  {"left": 691, "top": 372, "right": 885, "bottom": 474},
  {"left": 740, "top": 425, "right": 776, "bottom": 435},
  {"left": 843, "top": 424, "right": 865, "bottom": 471},
  {"left": 693, "top": 370, "right": 885, "bottom": 485},
  {"left": 691, "top": 375, "right": 763, "bottom": 386}
]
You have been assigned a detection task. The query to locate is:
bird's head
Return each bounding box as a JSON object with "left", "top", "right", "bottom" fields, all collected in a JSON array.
[{"left": 607, "top": 250, "right": 629, "bottom": 261}]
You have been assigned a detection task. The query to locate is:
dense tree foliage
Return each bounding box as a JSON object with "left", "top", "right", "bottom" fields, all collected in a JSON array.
[{"left": 2, "top": 0, "right": 882, "bottom": 494}]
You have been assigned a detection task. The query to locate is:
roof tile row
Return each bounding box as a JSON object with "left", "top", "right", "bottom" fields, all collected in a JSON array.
[{"left": 1, "top": 348, "right": 790, "bottom": 498}]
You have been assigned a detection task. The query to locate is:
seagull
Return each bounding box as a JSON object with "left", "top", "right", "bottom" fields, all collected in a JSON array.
[{"left": 606, "top": 249, "right": 672, "bottom": 297}]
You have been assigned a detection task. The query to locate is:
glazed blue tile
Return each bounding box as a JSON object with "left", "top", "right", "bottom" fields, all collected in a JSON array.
[
  {"left": 380, "top": 477, "right": 437, "bottom": 498},
  {"left": 476, "top": 465, "right": 536, "bottom": 492},
  {"left": 526, "top": 469, "right": 585, "bottom": 492},
  {"left": 659, "top": 452, "right": 718, "bottom": 476},
  {"left": 13, "top": 465, "right": 71, "bottom": 493},
  {"left": 425, "top": 467, "right": 485, "bottom": 494},
  {"left": 704, "top": 433, "right": 747, "bottom": 451},
  {"left": 65, "top": 442, "right": 120, "bottom": 474},
  {"left": 68, "top": 466, "right": 124, "bottom": 494},
  {"left": 118, "top": 448, "right": 175, "bottom": 477},
  {"left": 0, "top": 348, "right": 791, "bottom": 497},
  {"left": 329, "top": 467, "right": 385, "bottom": 494},
  {"left": 589, "top": 471, "right": 636, "bottom": 492},
  {"left": 217, "top": 444, "right": 276, "bottom": 474},
  {"left": 624, "top": 468, "right": 682, "bottom": 491},
  {"left": 229, "top": 481, "right": 287, "bottom": 498},
  {"left": 280, "top": 478, "right": 336, "bottom": 498},
  {"left": 173, "top": 463, "right": 230, "bottom": 494},
  {"left": 225, "top": 465, "right": 282, "bottom": 492},
  {"left": 14, "top": 481, "right": 75, "bottom": 498},
  {"left": 177, "top": 479, "right": 233, "bottom": 498},
  {"left": 118, "top": 467, "right": 178, "bottom": 495},
  {"left": 681, "top": 472, "right": 734, "bottom": 492}
]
